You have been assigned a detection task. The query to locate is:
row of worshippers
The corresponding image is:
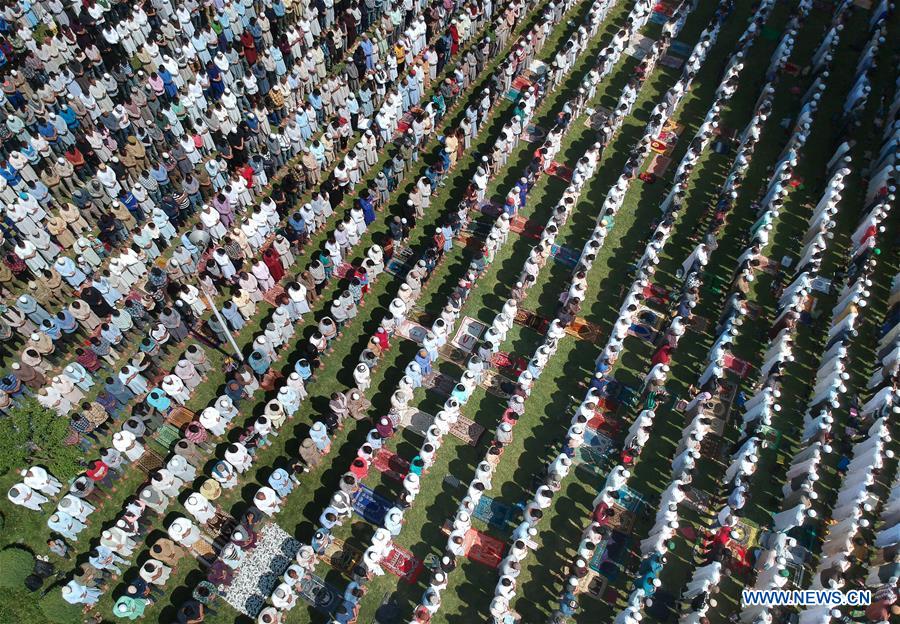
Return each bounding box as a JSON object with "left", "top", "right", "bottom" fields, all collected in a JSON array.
[
  {"left": 0, "top": 0, "right": 516, "bottom": 434},
  {"left": 672, "top": 41, "right": 877, "bottom": 621}
]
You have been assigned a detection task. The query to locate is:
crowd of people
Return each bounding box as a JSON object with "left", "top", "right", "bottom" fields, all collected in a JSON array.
[{"left": 0, "top": 0, "right": 897, "bottom": 621}]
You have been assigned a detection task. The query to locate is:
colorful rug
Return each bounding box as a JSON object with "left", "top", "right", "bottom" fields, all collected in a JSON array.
[
  {"left": 373, "top": 449, "right": 410, "bottom": 482},
  {"left": 297, "top": 572, "right": 342, "bottom": 615},
  {"left": 724, "top": 353, "right": 752, "bottom": 377},
  {"left": 490, "top": 352, "right": 528, "bottom": 377},
  {"left": 401, "top": 409, "right": 484, "bottom": 446},
  {"left": 319, "top": 537, "right": 363, "bottom": 574},
  {"left": 575, "top": 428, "right": 615, "bottom": 477},
  {"left": 668, "top": 40, "right": 692, "bottom": 57},
  {"left": 334, "top": 262, "right": 355, "bottom": 279},
  {"left": 659, "top": 54, "right": 684, "bottom": 69},
  {"left": 589, "top": 530, "right": 630, "bottom": 574},
  {"left": 510, "top": 215, "right": 544, "bottom": 239},
  {"left": 514, "top": 309, "right": 550, "bottom": 333},
  {"left": 385, "top": 246, "right": 416, "bottom": 278},
  {"left": 521, "top": 124, "right": 547, "bottom": 143},
  {"left": 382, "top": 545, "right": 424, "bottom": 583},
  {"left": 261, "top": 284, "right": 286, "bottom": 307},
  {"left": 550, "top": 244, "right": 580, "bottom": 267},
  {"left": 451, "top": 316, "right": 487, "bottom": 352},
  {"left": 438, "top": 343, "right": 470, "bottom": 368},
  {"left": 625, "top": 34, "right": 656, "bottom": 60},
  {"left": 480, "top": 369, "right": 516, "bottom": 400},
  {"left": 351, "top": 485, "right": 392, "bottom": 525},
  {"left": 648, "top": 154, "right": 672, "bottom": 176},
  {"left": 546, "top": 161, "right": 573, "bottom": 182},
  {"left": 463, "top": 528, "right": 506, "bottom": 568},
  {"left": 684, "top": 487, "right": 715, "bottom": 515},
  {"left": 473, "top": 495, "right": 515, "bottom": 530},
  {"left": 223, "top": 523, "right": 301, "bottom": 616},
  {"left": 396, "top": 319, "right": 428, "bottom": 344},
  {"left": 565, "top": 317, "right": 605, "bottom": 343},
  {"left": 449, "top": 414, "right": 486, "bottom": 446},
  {"left": 615, "top": 486, "right": 646, "bottom": 514}
]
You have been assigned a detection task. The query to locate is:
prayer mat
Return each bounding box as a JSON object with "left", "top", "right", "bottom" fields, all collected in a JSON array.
[
  {"left": 506, "top": 75, "right": 533, "bottom": 101},
  {"left": 223, "top": 523, "right": 301, "bottom": 616},
  {"left": 334, "top": 262, "right": 355, "bottom": 279},
  {"left": 385, "top": 246, "right": 416, "bottom": 278},
  {"left": 438, "top": 343, "right": 470, "bottom": 368},
  {"left": 297, "top": 572, "right": 342, "bottom": 615},
  {"left": 521, "top": 124, "right": 547, "bottom": 143},
  {"left": 724, "top": 353, "right": 752, "bottom": 378},
  {"left": 585, "top": 107, "right": 613, "bottom": 131},
  {"left": 477, "top": 200, "right": 504, "bottom": 218},
  {"left": 401, "top": 410, "right": 484, "bottom": 446},
  {"left": 449, "top": 414, "right": 486, "bottom": 446},
  {"left": 653, "top": 0, "right": 679, "bottom": 16},
  {"left": 689, "top": 316, "right": 710, "bottom": 334},
  {"left": 461, "top": 217, "right": 493, "bottom": 240},
  {"left": 550, "top": 244, "right": 579, "bottom": 267},
  {"left": 463, "top": 528, "right": 506, "bottom": 568},
  {"left": 351, "top": 485, "right": 391, "bottom": 525},
  {"left": 319, "top": 537, "right": 363, "bottom": 574},
  {"left": 491, "top": 352, "right": 528, "bottom": 377},
  {"left": 451, "top": 316, "right": 487, "bottom": 352},
  {"left": 135, "top": 449, "right": 165, "bottom": 474},
  {"left": 546, "top": 161, "right": 573, "bottom": 182},
  {"left": 648, "top": 154, "right": 672, "bottom": 176},
  {"left": 373, "top": 448, "right": 410, "bottom": 482},
  {"left": 580, "top": 573, "right": 608, "bottom": 601},
  {"left": 259, "top": 370, "right": 284, "bottom": 392},
  {"left": 510, "top": 215, "right": 543, "bottom": 239},
  {"left": 575, "top": 428, "right": 615, "bottom": 477},
  {"left": 565, "top": 317, "right": 605, "bottom": 343},
  {"left": 473, "top": 495, "right": 515, "bottom": 530},
  {"left": 678, "top": 525, "right": 698, "bottom": 542},
  {"left": 382, "top": 545, "right": 424, "bottom": 583},
  {"left": 659, "top": 54, "right": 684, "bottom": 69},
  {"left": 625, "top": 34, "right": 655, "bottom": 60},
  {"left": 514, "top": 309, "right": 550, "bottom": 333},
  {"left": 589, "top": 531, "right": 630, "bottom": 573},
  {"left": 627, "top": 309, "right": 664, "bottom": 343},
  {"left": 152, "top": 423, "right": 183, "bottom": 452},
  {"left": 649, "top": 10, "right": 669, "bottom": 24},
  {"left": 643, "top": 283, "right": 670, "bottom": 306},
  {"left": 481, "top": 368, "right": 516, "bottom": 399},
  {"left": 262, "top": 284, "right": 286, "bottom": 306},
  {"left": 684, "top": 487, "right": 715, "bottom": 515},
  {"left": 615, "top": 486, "right": 646, "bottom": 514},
  {"left": 757, "top": 255, "right": 781, "bottom": 275},
  {"left": 668, "top": 40, "right": 692, "bottom": 57},
  {"left": 731, "top": 518, "right": 761, "bottom": 549},
  {"left": 166, "top": 405, "right": 196, "bottom": 428},
  {"left": 424, "top": 371, "right": 456, "bottom": 397},
  {"left": 401, "top": 409, "right": 438, "bottom": 437},
  {"left": 396, "top": 319, "right": 428, "bottom": 344}
]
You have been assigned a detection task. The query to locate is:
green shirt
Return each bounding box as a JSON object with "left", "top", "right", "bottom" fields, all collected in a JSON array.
[{"left": 114, "top": 596, "right": 148, "bottom": 620}]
